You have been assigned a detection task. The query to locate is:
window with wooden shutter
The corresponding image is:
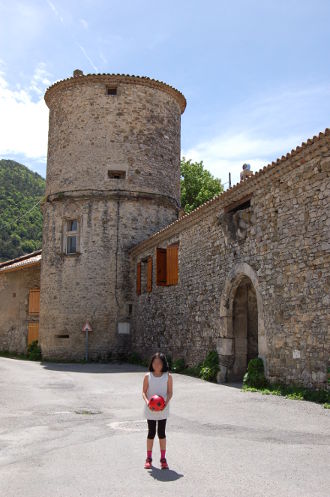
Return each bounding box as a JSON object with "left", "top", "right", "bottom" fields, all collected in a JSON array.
[
  {"left": 166, "top": 244, "right": 179, "bottom": 285},
  {"left": 156, "top": 248, "right": 167, "bottom": 285},
  {"left": 28, "top": 288, "right": 40, "bottom": 315},
  {"left": 147, "top": 256, "right": 152, "bottom": 292},
  {"left": 136, "top": 262, "right": 141, "bottom": 295}
]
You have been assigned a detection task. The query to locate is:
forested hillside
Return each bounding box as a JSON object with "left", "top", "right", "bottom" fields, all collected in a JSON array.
[{"left": 0, "top": 159, "right": 45, "bottom": 262}]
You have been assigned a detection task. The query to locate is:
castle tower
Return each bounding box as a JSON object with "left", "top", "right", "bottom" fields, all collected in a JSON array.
[{"left": 39, "top": 70, "right": 186, "bottom": 360}]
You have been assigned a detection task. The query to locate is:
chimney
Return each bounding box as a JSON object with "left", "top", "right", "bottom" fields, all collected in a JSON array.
[
  {"left": 240, "top": 163, "right": 254, "bottom": 181},
  {"left": 73, "top": 69, "right": 84, "bottom": 77}
]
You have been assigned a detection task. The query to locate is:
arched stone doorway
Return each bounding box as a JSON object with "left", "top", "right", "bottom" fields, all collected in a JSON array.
[
  {"left": 218, "top": 263, "right": 267, "bottom": 383},
  {"left": 231, "top": 275, "right": 258, "bottom": 380}
]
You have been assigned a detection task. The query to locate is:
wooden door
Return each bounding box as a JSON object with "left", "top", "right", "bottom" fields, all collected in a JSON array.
[{"left": 28, "top": 322, "right": 39, "bottom": 345}]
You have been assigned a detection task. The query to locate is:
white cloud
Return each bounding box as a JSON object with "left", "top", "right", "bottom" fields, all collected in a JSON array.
[
  {"left": 76, "top": 43, "right": 98, "bottom": 72},
  {"left": 0, "top": 64, "right": 49, "bottom": 162},
  {"left": 183, "top": 84, "right": 330, "bottom": 188},
  {"left": 29, "top": 62, "right": 52, "bottom": 96},
  {"left": 46, "top": 0, "right": 64, "bottom": 23},
  {"left": 80, "top": 18, "right": 88, "bottom": 29},
  {"left": 99, "top": 51, "right": 108, "bottom": 64}
]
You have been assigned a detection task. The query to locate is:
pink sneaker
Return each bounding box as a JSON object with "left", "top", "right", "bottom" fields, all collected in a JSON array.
[
  {"left": 160, "top": 457, "right": 169, "bottom": 469},
  {"left": 144, "top": 457, "right": 152, "bottom": 469}
]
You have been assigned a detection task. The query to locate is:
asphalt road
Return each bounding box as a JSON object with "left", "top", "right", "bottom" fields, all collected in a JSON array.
[{"left": 0, "top": 357, "right": 329, "bottom": 497}]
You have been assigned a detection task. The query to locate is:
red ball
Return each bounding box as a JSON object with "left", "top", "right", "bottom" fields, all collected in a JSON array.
[{"left": 148, "top": 395, "right": 165, "bottom": 411}]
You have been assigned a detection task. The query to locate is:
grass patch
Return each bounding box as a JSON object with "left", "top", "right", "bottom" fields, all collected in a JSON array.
[
  {"left": 242, "top": 381, "right": 329, "bottom": 408},
  {"left": 0, "top": 350, "right": 30, "bottom": 360},
  {"left": 242, "top": 359, "right": 329, "bottom": 408}
]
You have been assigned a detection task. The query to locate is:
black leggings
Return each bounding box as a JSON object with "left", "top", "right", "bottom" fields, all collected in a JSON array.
[{"left": 147, "top": 419, "right": 167, "bottom": 439}]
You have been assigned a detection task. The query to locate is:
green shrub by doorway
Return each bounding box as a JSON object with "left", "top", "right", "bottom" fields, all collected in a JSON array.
[
  {"left": 27, "top": 340, "right": 42, "bottom": 361},
  {"left": 243, "top": 357, "right": 268, "bottom": 388}
]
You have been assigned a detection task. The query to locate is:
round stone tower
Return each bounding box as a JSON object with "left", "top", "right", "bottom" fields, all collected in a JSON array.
[{"left": 39, "top": 70, "right": 186, "bottom": 360}]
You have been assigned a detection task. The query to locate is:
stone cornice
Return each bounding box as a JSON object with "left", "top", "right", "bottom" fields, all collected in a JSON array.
[
  {"left": 130, "top": 127, "right": 330, "bottom": 256},
  {"left": 42, "top": 188, "right": 180, "bottom": 209},
  {"left": 44, "top": 73, "right": 186, "bottom": 114}
]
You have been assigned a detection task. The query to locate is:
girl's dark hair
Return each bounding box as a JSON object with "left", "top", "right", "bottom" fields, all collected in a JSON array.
[{"left": 148, "top": 352, "right": 169, "bottom": 372}]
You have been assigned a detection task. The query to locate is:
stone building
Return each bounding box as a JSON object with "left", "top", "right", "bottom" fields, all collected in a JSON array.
[{"left": 0, "top": 70, "right": 329, "bottom": 390}]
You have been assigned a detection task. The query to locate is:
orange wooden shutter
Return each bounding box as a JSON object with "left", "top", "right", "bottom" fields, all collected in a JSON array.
[
  {"left": 28, "top": 322, "right": 39, "bottom": 345},
  {"left": 156, "top": 248, "right": 167, "bottom": 285},
  {"left": 29, "top": 289, "right": 40, "bottom": 315},
  {"left": 147, "top": 256, "right": 152, "bottom": 292},
  {"left": 166, "top": 244, "right": 179, "bottom": 285},
  {"left": 136, "top": 262, "right": 141, "bottom": 295}
]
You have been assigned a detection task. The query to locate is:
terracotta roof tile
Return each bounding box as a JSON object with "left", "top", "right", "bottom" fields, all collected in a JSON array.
[{"left": 0, "top": 250, "right": 42, "bottom": 273}]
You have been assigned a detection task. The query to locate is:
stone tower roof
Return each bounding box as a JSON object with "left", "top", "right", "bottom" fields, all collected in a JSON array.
[{"left": 44, "top": 71, "right": 186, "bottom": 113}]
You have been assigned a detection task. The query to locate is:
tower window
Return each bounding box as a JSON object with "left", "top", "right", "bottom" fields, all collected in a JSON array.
[
  {"left": 63, "top": 218, "right": 80, "bottom": 255},
  {"left": 106, "top": 86, "right": 117, "bottom": 95},
  {"left": 224, "top": 194, "right": 252, "bottom": 214},
  {"left": 108, "top": 170, "right": 126, "bottom": 179}
]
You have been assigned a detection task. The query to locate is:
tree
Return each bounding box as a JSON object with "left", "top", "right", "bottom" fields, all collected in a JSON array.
[{"left": 180, "top": 157, "right": 223, "bottom": 214}]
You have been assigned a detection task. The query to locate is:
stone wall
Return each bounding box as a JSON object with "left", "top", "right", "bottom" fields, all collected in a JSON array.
[
  {"left": 0, "top": 267, "right": 40, "bottom": 353},
  {"left": 130, "top": 132, "right": 330, "bottom": 390}
]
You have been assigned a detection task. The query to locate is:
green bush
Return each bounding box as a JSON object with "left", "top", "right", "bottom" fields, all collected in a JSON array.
[
  {"left": 243, "top": 357, "right": 268, "bottom": 388},
  {"left": 171, "top": 358, "right": 185, "bottom": 373},
  {"left": 127, "top": 352, "right": 142, "bottom": 364},
  {"left": 199, "top": 350, "right": 220, "bottom": 382},
  {"left": 27, "top": 340, "right": 42, "bottom": 361},
  {"left": 183, "top": 363, "right": 203, "bottom": 377},
  {"left": 117, "top": 351, "right": 129, "bottom": 362},
  {"left": 200, "top": 366, "right": 214, "bottom": 381},
  {"left": 166, "top": 354, "right": 173, "bottom": 370},
  {"left": 181, "top": 350, "right": 220, "bottom": 382}
]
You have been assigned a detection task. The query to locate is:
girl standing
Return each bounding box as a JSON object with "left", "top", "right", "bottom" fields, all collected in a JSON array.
[{"left": 142, "top": 352, "right": 173, "bottom": 469}]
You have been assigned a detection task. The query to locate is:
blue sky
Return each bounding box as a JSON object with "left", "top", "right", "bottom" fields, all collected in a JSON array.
[{"left": 0, "top": 0, "right": 329, "bottom": 188}]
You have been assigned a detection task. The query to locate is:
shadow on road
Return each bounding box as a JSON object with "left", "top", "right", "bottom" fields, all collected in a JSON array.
[
  {"left": 41, "top": 361, "right": 147, "bottom": 374},
  {"left": 147, "top": 466, "right": 184, "bottom": 481},
  {"left": 220, "top": 381, "right": 243, "bottom": 389},
  {"left": 40, "top": 362, "right": 243, "bottom": 389}
]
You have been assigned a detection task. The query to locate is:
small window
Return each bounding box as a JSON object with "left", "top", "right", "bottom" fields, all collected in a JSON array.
[
  {"left": 67, "top": 236, "right": 77, "bottom": 253},
  {"left": 156, "top": 248, "right": 167, "bottom": 286},
  {"left": 156, "top": 243, "right": 179, "bottom": 286},
  {"left": 224, "top": 194, "right": 252, "bottom": 214},
  {"left": 106, "top": 86, "right": 117, "bottom": 95},
  {"left": 63, "top": 218, "right": 80, "bottom": 255},
  {"left": 68, "top": 220, "right": 77, "bottom": 231},
  {"left": 108, "top": 170, "right": 126, "bottom": 179}
]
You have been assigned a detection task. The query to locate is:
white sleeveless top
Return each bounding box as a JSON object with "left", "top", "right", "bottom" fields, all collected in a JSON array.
[{"left": 143, "top": 371, "right": 170, "bottom": 420}]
